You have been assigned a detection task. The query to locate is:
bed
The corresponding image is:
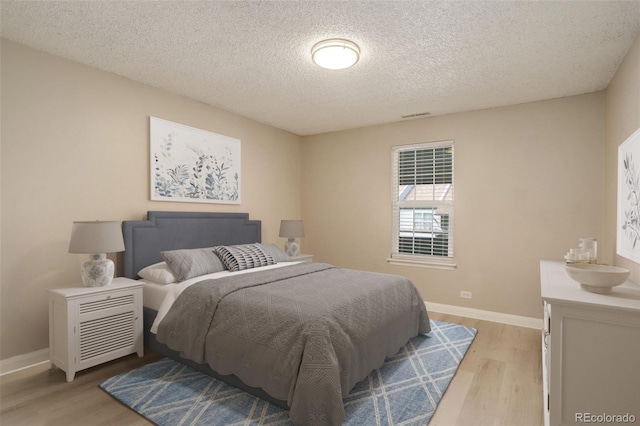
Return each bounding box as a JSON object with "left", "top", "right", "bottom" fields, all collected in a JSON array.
[{"left": 122, "top": 211, "right": 430, "bottom": 425}]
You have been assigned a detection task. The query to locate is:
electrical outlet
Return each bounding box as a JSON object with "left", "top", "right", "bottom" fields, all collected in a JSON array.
[{"left": 460, "top": 291, "right": 472, "bottom": 299}]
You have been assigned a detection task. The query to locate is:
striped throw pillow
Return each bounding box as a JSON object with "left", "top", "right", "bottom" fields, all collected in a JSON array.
[{"left": 213, "top": 244, "right": 275, "bottom": 272}]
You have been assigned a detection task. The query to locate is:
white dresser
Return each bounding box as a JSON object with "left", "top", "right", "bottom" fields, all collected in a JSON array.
[
  {"left": 540, "top": 260, "right": 640, "bottom": 426},
  {"left": 49, "top": 278, "right": 143, "bottom": 381}
]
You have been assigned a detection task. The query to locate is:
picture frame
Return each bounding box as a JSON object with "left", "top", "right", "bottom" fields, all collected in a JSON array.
[
  {"left": 150, "top": 117, "right": 241, "bottom": 204},
  {"left": 617, "top": 127, "right": 640, "bottom": 263}
]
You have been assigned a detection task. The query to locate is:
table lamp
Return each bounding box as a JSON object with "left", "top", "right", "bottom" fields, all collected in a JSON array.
[
  {"left": 68, "top": 221, "right": 125, "bottom": 287},
  {"left": 279, "top": 220, "right": 305, "bottom": 257}
]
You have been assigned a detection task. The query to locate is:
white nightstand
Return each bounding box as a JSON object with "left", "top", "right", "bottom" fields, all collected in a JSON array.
[
  {"left": 48, "top": 277, "right": 144, "bottom": 382},
  {"left": 292, "top": 254, "right": 313, "bottom": 263}
]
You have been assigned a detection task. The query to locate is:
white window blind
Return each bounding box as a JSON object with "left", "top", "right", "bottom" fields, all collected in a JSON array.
[{"left": 391, "top": 141, "right": 454, "bottom": 267}]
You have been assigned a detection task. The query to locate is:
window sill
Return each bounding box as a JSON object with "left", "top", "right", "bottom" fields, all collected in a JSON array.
[{"left": 387, "top": 256, "right": 457, "bottom": 270}]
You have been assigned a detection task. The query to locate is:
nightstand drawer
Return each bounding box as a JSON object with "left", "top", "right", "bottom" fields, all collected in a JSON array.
[{"left": 77, "top": 291, "right": 136, "bottom": 316}]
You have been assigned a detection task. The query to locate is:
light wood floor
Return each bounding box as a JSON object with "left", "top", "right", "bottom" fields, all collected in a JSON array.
[
  {"left": 0, "top": 312, "right": 543, "bottom": 426},
  {"left": 427, "top": 313, "right": 543, "bottom": 426}
]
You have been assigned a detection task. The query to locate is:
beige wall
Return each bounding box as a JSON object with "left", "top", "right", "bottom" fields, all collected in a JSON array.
[
  {"left": 0, "top": 40, "right": 303, "bottom": 360},
  {"left": 302, "top": 93, "right": 606, "bottom": 319},
  {"left": 604, "top": 33, "right": 640, "bottom": 277}
]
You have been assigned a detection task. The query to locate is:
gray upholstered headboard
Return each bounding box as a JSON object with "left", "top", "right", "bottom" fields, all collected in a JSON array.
[{"left": 122, "top": 211, "right": 261, "bottom": 279}]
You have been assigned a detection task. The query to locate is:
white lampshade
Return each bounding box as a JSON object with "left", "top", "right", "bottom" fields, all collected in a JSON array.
[
  {"left": 69, "top": 221, "right": 125, "bottom": 253},
  {"left": 279, "top": 220, "right": 305, "bottom": 238},
  {"left": 311, "top": 39, "right": 360, "bottom": 70},
  {"left": 69, "top": 221, "right": 124, "bottom": 287}
]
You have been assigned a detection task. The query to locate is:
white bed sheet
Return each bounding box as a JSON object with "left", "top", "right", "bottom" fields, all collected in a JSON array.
[
  {"left": 146, "top": 261, "right": 301, "bottom": 334},
  {"left": 142, "top": 280, "right": 173, "bottom": 311}
]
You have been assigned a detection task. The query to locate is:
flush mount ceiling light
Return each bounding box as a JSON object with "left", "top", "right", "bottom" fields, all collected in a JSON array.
[{"left": 311, "top": 39, "right": 360, "bottom": 70}]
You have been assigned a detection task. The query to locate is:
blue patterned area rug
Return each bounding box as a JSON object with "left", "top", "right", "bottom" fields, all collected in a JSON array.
[{"left": 99, "top": 320, "right": 476, "bottom": 426}]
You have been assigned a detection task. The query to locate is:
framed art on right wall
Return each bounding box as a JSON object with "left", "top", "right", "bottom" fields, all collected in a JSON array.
[{"left": 617, "top": 127, "right": 640, "bottom": 263}]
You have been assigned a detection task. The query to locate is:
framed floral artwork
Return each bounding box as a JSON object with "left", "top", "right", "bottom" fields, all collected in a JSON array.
[
  {"left": 617, "top": 127, "right": 640, "bottom": 263},
  {"left": 150, "top": 117, "right": 241, "bottom": 204}
]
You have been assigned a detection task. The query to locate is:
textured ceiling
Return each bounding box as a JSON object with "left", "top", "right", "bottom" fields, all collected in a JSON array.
[{"left": 1, "top": 1, "right": 639, "bottom": 136}]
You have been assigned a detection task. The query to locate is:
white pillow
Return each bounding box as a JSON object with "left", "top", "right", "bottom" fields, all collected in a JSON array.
[{"left": 138, "top": 261, "right": 178, "bottom": 284}]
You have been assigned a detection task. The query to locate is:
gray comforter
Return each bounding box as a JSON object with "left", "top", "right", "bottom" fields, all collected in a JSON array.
[{"left": 157, "top": 262, "right": 430, "bottom": 425}]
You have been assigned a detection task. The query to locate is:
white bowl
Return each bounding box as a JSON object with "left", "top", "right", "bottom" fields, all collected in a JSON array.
[{"left": 565, "top": 264, "right": 630, "bottom": 294}]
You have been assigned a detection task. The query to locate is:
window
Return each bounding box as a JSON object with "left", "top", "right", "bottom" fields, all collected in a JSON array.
[{"left": 390, "top": 141, "right": 454, "bottom": 268}]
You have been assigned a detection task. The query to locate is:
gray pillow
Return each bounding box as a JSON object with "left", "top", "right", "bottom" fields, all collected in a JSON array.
[
  {"left": 214, "top": 244, "right": 275, "bottom": 272},
  {"left": 256, "top": 243, "right": 292, "bottom": 262},
  {"left": 161, "top": 247, "right": 227, "bottom": 281}
]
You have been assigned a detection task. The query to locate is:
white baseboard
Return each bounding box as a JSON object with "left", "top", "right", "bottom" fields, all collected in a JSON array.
[
  {"left": 425, "top": 301, "right": 542, "bottom": 330},
  {"left": 0, "top": 348, "right": 49, "bottom": 377}
]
